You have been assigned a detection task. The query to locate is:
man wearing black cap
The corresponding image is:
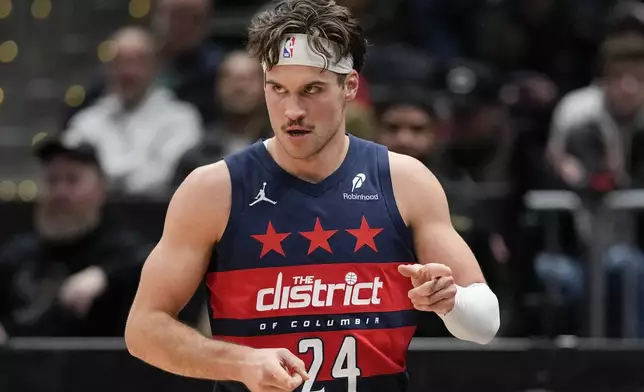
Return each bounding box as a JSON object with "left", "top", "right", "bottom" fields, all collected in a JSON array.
[{"left": 0, "top": 137, "right": 150, "bottom": 339}]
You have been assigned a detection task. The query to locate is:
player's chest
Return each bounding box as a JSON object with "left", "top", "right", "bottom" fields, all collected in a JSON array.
[{"left": 220, "top": 199, "right": 400, "bottom": 271}]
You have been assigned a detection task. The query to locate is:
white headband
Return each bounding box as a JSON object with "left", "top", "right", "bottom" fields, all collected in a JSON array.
[{"left": 262, "top": 33, "right": 354, "bottom": 74}]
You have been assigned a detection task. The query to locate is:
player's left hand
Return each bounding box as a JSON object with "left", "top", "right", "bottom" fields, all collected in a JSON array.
[{"left": 398, "top": 263, "right": 457, "bottom": 315}]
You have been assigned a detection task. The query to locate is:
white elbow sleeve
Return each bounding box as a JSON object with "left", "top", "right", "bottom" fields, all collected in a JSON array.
[{"left": 438, "top": 283, "right": 500, "bottom": 345}]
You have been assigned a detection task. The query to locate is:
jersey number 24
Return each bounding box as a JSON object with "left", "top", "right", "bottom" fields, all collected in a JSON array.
[{"left": 298, "top": 336, "right": 361, "bottom": 392}]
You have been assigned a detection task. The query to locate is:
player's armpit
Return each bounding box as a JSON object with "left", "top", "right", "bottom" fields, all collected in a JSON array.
[
  {"left": 389, "top": 152, "right": 485, "bottom": 286},
  {"left": 125, "top": 161, "right": 252, "bottom": 381}
]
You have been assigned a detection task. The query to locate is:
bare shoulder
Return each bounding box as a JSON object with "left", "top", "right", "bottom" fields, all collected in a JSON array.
[
  {"left": 178, "top": 160, "right": 231, "bottom": 197},
  {"left": 165, "top": 160, "right": 232, "bottom": 243},
  {"left": 388, "top": 151, "right": 436, "bottom": 183},
  {"left": 388, "top": 151, "right": 450, "bottom": 226}
]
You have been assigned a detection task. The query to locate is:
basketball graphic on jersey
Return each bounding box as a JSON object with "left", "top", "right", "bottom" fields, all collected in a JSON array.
[{"left": 345, "top": 272, "right": 358, "bottom": 285}]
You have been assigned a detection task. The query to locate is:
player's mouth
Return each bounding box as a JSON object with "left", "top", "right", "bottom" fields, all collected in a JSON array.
[{"left": 285, "top": 128, "right": 312, "bottom": 138}]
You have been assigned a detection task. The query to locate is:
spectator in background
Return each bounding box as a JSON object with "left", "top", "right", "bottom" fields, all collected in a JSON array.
[
  {"left": 172, "top": 50, "right": 270, "bottom": 186},
  {"left": 151, "top": 0, "right": 225, "bottom": 124},
  {"left": 207, "top": 50, "right": 269, "bottom": 154},
  {"left": 547, "top": 32, "right": 644, "bottom": 191},
  {"left": 374, "top": 90, "right": 442, "bottom": 168},
  {"left": 438, "top": 60, "right": 512, "bottom": 187},
  {"left": 0, "top": 137, "right": 150, "bottom": 338},
  {"left": 63, "top": 0, "right": 223, "bottom": 127},
  {"left": 64, "top": 27, "right": 203, "bottom": 197},
  {"left": 541, "top": 32, "right": 644, "bottom": 337}
]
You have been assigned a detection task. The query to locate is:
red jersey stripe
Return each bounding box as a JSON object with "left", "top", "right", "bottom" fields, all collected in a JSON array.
[{"left": 206, "top": 262, "right": 414, "bottom": 319}]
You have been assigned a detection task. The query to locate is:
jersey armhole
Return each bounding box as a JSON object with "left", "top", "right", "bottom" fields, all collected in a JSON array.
[
  {"left": 217, "top": 157, "right": 245, "bottom": 259},
  {"left": 376, "top": 146, "right": 413, "bottom": 248}
]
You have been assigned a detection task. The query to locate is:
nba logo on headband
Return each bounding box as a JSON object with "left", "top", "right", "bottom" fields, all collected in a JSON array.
[
  {"left": 264, "top": 33, "right": 354, "bottom": 74},
  {"left": 283, "top": 36, "right": 295, "bottom": 58}
]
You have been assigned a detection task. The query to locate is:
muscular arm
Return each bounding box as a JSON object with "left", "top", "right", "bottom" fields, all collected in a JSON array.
[
  {"left": 391, "top": 153, "right": 484, "bottom": 285},
  {"left": 124, "top": 161, "right": 252, "bottom": 381},
  {"left": 390, "top": 152, "right": 499, "bottom": 344}
]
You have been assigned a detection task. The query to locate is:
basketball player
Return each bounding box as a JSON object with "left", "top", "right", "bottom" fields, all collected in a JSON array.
[{"left": 125, "top": 1, "right": 500, "bottom": 391}]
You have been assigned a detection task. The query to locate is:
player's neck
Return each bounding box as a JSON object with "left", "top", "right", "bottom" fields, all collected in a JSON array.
[{"left": 269, "top": 130, "right": 349, "bottom": 184}]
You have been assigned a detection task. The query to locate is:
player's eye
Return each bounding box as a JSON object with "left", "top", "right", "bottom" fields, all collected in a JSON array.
[
  {"left": 272, "top": 85, "right": 286, "bottom": 94},
  {"left": 304, "top": 85, "right": 321, "bottom": 94}
]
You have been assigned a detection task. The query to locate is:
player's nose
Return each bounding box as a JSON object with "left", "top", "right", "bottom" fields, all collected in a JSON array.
[{"left": 284, "top": 96, "right": 306, "bottom": 121}]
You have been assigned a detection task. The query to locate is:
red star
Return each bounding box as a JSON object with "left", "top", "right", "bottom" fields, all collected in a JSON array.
[
  {"left": 251, "top": 221, "right": 291, "bottom": 258},
  {"left": 299, "top": 218, "right": 338, "bottom": 255},
  {"left": 346, "top": 216, "right": 383, "bottom": 252}
]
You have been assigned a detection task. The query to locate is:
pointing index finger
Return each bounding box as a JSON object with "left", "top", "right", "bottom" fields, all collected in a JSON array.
[
  {"left": 424, "top": 263, "right": 452, "bottom": 280},
  {"left": 398, "top": 264, "right": 423, "bottom": 279}
]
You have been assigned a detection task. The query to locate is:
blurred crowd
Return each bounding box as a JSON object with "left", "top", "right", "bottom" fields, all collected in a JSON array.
[{"left": 5, "top": 0, "right": 644, "bottom": 343}]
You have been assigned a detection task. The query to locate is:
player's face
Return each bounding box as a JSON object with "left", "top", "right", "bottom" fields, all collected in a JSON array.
[{"left": 264, "top": 65, "right": 359, "bottom": 159}]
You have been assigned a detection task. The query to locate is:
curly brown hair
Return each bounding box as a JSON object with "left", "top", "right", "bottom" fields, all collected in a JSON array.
[{"left": 246, "top": 0, "right": 367, "bottom": 75}]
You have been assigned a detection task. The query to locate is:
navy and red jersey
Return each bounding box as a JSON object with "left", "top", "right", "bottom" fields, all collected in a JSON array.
[{"left": 207, "top": 134, "right": 418, "bottom": 392}]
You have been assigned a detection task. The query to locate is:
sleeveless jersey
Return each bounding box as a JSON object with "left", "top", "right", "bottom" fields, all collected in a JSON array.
[{"left": 207, "top": 134, "right": 418, "bottom": 392}]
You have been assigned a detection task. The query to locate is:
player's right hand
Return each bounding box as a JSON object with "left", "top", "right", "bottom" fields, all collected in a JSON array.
[{"left": 241, "top": 348, "right": 309, "bottom": 391}]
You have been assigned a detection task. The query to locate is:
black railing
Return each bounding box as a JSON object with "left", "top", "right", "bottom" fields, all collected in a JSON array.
[
  {"left": 3, "top": 337, "right": 644, "bottom": 392},
  {"left": 525, "top": 190, "right": 644, "bottom": 338}
]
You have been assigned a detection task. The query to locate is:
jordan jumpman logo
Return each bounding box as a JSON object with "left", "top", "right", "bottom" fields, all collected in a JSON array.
[{"left": 249, "top": 182, "right": 277, "bottom": 206}]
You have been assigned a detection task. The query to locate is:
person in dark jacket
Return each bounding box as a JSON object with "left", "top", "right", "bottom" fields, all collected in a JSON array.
[{"left": 0, "top": 137, "right": 151, "bottom": 339}]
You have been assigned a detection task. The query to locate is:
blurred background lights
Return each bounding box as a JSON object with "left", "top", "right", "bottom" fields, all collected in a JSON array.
[
  {"left": 0, "top": 40, "right": 18, "bottom": 63},
  {"left": 31, "top": 0, "right": 51, "bottom": 19},
  {"left": 129, "top": 0, "right": 150, "bottom": 18},
  {"left": 97, "top": 40, "right": 116, "bottom": 63},
  {"left": 0, "top": 181, "right": 16, "bottom": 201},
  {"left": 65, "top": 85, "right": 86, "bottom": 107},
  {"left": 18, "top": 180, "right": 38, "bottom": 201},
  {"left": 0, "top": 0, "right": 12, "bottom": 19}
]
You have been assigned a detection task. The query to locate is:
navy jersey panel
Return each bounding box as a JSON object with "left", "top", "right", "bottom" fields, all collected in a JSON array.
[
  {"left": 208, "top": 134, "right": 417, "bottom": 392},
  {"left": 215, "top": 134, "right": 415, "bottom": 271}
]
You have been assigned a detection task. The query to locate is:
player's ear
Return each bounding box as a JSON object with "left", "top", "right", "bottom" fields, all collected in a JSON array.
[{"left": 343, "top": 71, "right": 359, "bottom": 102}]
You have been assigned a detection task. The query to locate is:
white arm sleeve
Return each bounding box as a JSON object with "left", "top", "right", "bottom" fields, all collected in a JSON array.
[{"left": 438, "top": 283, "right": 500, "bottom": 345}]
